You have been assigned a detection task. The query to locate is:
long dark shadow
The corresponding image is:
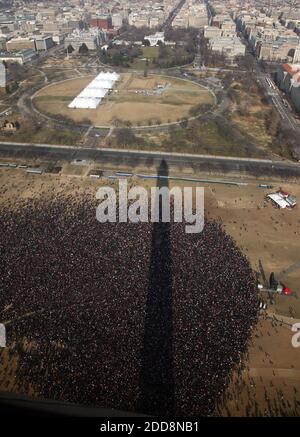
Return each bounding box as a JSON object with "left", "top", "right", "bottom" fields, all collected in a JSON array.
[{"left": 137, "top": 159, "right": 175, "bottom": 416}]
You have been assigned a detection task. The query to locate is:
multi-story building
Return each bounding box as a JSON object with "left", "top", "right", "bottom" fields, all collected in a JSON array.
[
  {"left": 149, "top": 16, "right": 161, "bottom": 28},
  {"left": 144, "top": 32, "right": 165, "bottom": 46},
  {"left": 128, "top": 13, "right": 150, "bottom": 28},
  {"left": 37, "top": 9, "right": 58, "bottom": 21},
  {"left": 34, "top": 35, "right": 54, "bottom": 51},
  {"left": 89, "top": 15, "right": 112, "bottom": 30},
  {"left": 276, "top": 63, "right": 300, "bottom": 112},
  {"left": 257, "top": 37, "right": 300, "bottom": 62},
  {"left": 209, "top": 36, "right": 245, "bottom": 58},
  {"left": 211, "top": 14, "right": 231, "bottom": 28},
  {"left": 0, "top": 49, "right": 36, "bottom": 64},
  {"left": 51, "top": 33, "right": 66, "bottom": 45},
  {"left": 6, "top": 37, "right": 36, "bottom": 52},
  {"left": 127, "top": 0, "right": 168, "bottom": 28},
  {"left": 237, "top": 9, "right": 300, "bottom": 63},
  {"left": 42, "top": 22, "right": 60, "bottom": 33},
  {"left": 189, "top": 14, "right": 208, "bottom": 28},
  {"left": 294, "top": 46, "right": 300, "bottom": 63},
  {"left": 204, "top": 26, "right": 224, "bottom": 39},
  {"left": 111, "top": 13, "right": 123, "bottom": 28},
  {"left": 19, "top": 20, "right": 38, "bottom": 33},
  {"left": 64, "top": 29, "right": 107, "bottom": 51},
  {"left": 0, "top": 37, "right": 6, "bottom": 51},
  {"left": 221, "top": 19, "right": 236, "bottom": 32},
  {"left": 172, "top": 0, "right": 208, "bottom": 29}
]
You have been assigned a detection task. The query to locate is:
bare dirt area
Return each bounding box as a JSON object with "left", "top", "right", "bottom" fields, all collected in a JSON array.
[
  {"left": 41, "top": 56, "right": 88, "bottom": 70},
  {"left": 217, "top": 318, "right": 300, "bottom": 416},
  {"left": 204, "top": 181, "right": 300, "bottom": 416},
  {"left": 61, "top": 163, "right": 90, "bottom": 177},
  {"left": 33, "top": 73, "right": 214, "bottom": 127},
  {"left": 35, "top": 77, "right": 92, "bottom": 97},
  {"left": 0, "top": 168, "right": 299, "bottom": 415},
  {"left": 205, "top": 182, "right": 300, "bottom": 306}
]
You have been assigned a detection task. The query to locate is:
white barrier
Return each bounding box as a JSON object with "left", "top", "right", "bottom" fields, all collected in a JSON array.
[{"left": 0, "top": 324, "right": 6, "bottom": 347}]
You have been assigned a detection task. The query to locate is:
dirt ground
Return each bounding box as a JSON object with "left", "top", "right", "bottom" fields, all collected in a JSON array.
[
  {"left": 206, "top": 183, "right": 300, "bottom": 306},
  {"left": 33, "top": 73, "right": 214, "bottom": 126},
  {"left": 203, "top": 181, "right": 300, "bottom": 416},
  {"left": 0, "top": 167, "right": 299, "bottom": 415},
  {"left": 216, "top": 318, "right": 300, "bottom": 416},
  {"left": 34, "top": 76, "right": 93, "bottom": 97}
]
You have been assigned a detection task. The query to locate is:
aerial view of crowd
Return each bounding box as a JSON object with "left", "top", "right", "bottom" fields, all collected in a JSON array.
[{"left": 0, "top": 192, "right": 258, "bottom": 416}]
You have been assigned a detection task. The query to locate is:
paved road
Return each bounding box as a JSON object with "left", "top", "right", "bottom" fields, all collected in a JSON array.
[
  {"left": 0, "top": 142, "right": 300, "bottom": 179},
  {"left": 162, "top": 0, "right": 186, "bottom": 30},
  {"left": 191, "top": 36, "right": 297, "bottom": 130},
  {"left": 257, "top": 72, "right": 299, "bottom": 131},
  {"left": 240, "top": 41, "right": 300, "bottom": 133}
]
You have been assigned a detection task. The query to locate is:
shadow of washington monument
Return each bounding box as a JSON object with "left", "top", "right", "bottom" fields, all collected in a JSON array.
[{"left": 137, "top": 159, "right": 175, "bottom": 416}]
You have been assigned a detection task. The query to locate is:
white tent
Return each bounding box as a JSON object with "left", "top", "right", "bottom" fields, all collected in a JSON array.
[
  {"left": 78, "top": 88, "right": 108, "bottom": 98},
  {"left": 267, "top": 193, "right": 290, "bottom": 209},
  {"left": 110, "top": 72, "right": 120, "bottom": 81},
  {"left": 95, "top": 71, "right": 119, "bottom": 81},
  {"left": 69, "top": 97, "right": 101, "bottom": 109},
  {"left": 88, "top": 79, "right": 114, "bottom": 89},
  {"left": 68, "top": 71, "right": 119, "bottom": 109}
]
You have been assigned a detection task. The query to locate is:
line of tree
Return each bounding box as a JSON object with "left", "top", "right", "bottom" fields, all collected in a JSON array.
[
  {"left": 152, "top": 44, "right": 194, "bottom": 68},
  {"left": 67, "top": 45, "right": 75, "bottom": 54},
  {"left": 98, "top": 45, "right": 142, "bottom": 67},
  {"left": 79, "top": 43, "right": 89, "bottom": 55},
  {"left": 198, "top": 32, "right": 228, "bottom": 67}
]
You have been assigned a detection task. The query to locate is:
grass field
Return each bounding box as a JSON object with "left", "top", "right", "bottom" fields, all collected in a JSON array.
[
  {"left": 224, "top": 79, "right": 273, "bottom": 149},
  {"left": 108, "top": 119, "right": 268, "bottom": 158},
  {"left": 33, "top": 73, "right": 214, "bottom": 127},
  {"left": 130, "top": 46, "right": 159, "bottom": 70},
  {"left": 0, "top": 110, "right": 83, "bottom": 145},
  {"left": 142, "top": 46, "right": 159, "bottom": 59}
]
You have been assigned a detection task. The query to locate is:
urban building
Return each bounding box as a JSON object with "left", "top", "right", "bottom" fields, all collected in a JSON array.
[
  {"left": 172, "top": 0, "right": 208, "bottom": 28},
  {"left": 257, "top": 37, "right": 300, "bottom": 62},
  {"left": 89, "top": 15, "right": 112, "bottom": 30},
  {"left": 34, "top": 35, "right": 54, "bottom": 51},
  {"left": 276, "top": 63, "right": 300, "bottom": 112},
  {"left": 237, "top": 9, "right": 300, "bottom": 62},
  {"left": 64, "top": 29, "right": 107, "bottom": 52},
  {"left": 144, "top": 32, "right": 165, "bottom": 46},
  {"left": 111, "top": 13, "right": 123, "bottom": 28},
  {"left": 6, "top": 37, "right": 36, "bottom": 52},
  {"left": 209, "top": 36, "right": 246, "bottom": 58},
  {"left": 0, "top": 49, "right": 36, "bottom": 64},
  {"left": 204, "top": 26, "right": 224, "bottom": 39}
]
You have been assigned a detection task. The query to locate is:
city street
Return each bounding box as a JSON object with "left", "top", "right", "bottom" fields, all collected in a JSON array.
[{"left": 1, "top": 141, "right": 300, "bottom": 179}]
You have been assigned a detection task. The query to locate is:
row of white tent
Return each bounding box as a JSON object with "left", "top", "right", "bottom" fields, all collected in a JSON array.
[{"left": 68, "top": 71, "right": 120, "bottom": 109}]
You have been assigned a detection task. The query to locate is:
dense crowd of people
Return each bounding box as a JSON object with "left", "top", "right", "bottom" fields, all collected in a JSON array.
[{"left": 0, "top": 193, "right": 258, "bottom": 415}]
